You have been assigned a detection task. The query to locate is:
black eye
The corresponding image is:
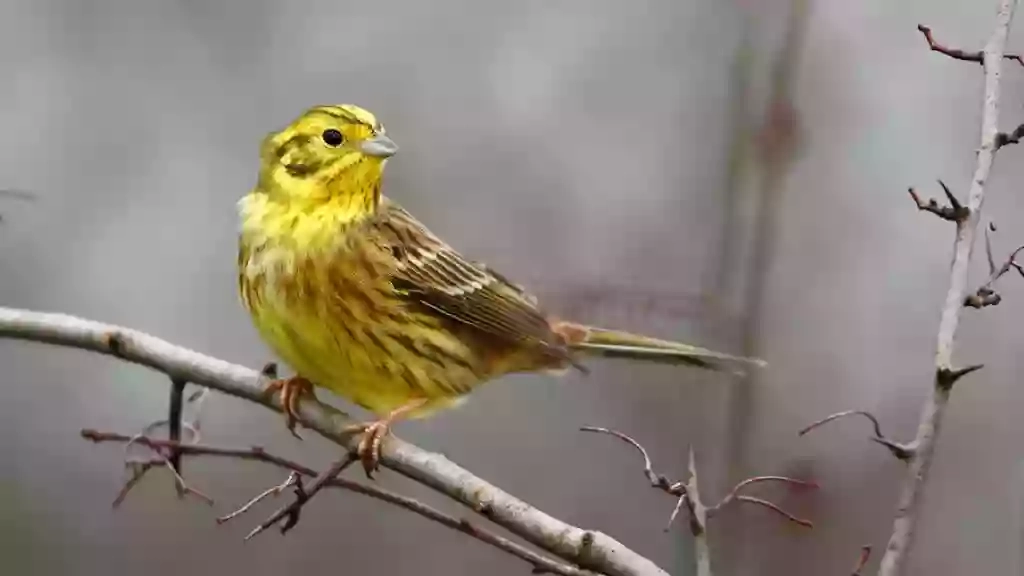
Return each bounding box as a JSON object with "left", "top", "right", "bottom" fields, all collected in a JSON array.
[{"left": 322, "top": 128, "right": 344, "bottom": 147}]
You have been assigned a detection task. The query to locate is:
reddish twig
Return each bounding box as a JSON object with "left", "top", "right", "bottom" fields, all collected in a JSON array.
[
  {"left": 81, "top": 430, "right": 593, "bottom": 576},
  {"left": 851, "top": 546, "right": 872, "bottom": 576},
  {"left": 917, "top": 24, "right": 1024, "bottom": 67}
]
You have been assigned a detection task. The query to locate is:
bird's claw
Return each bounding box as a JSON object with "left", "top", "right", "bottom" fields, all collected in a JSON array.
[
  {"left": 343, "top": 420, "right": 392, "bottom": 478},
  {"left": 262, "top": 376, "right": 316, "bottom": 439}
]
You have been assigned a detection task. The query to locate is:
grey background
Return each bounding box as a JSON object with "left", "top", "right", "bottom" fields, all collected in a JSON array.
[{"left": 2, "top": 0, "right": 1023, "bottom": 574}]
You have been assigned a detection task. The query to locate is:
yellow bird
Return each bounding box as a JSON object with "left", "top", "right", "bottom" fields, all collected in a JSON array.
[{"left": 237, "top": 104, "right": 764, "bottom": 474}]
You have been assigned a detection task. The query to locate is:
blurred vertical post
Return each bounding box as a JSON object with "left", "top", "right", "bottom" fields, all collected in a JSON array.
[{"left": 706, "top": 0, "right": 809, "bottom": 572}]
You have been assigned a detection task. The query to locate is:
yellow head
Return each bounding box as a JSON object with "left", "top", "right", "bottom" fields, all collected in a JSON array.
[{"left": 257, "top": 104, "right": 397, "bottom": 217}]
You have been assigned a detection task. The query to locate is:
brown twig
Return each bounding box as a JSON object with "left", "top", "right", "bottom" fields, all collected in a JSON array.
[
  {"left": 906, "top": 181, "right": 967, "bottom": 222},
  {"left": 917, "top": 24, "right": 1024, "bottom": 66},
  {"left": 878, "top": 8, "right": 1019, "bottom": 576},
  {"left": 581, "top": 427, "right": 813, "bottom": 576},
  {"left": 799, "top": 410, "right": 916, "bottom": 461},
  {"left": 81, "top": 430, "right": 594, "bottom": 576}
]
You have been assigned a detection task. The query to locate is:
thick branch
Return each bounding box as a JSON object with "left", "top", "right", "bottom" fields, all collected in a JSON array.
[
  {"left": 879, "top": 6, "right": 1019, "bottom": 576},
  {"left": 82, "top": 431, "right": 595, "bottom": 576},
  {"left": 0, "top": 307, "right": 666, "bottom": 576}
]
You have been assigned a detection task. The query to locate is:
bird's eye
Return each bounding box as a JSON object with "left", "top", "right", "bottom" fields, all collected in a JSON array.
[{"left": 322, "top": 128, "right": 344, "bottom": 147}]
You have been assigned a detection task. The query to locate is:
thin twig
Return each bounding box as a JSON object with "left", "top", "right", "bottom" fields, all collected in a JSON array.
[
  {"left": 581, "top": 426, "right": 814, "bottom": 576},
  {"left": 879, "top": 7, "right": 1020, "bottom": 576},
  {"left": 917, "top": 24, "right": 1024, "bottom": 66},
  {"left": 217, "top": 472, "right": 299, "bottom": 524},
  {"left": 799, "top": 410, "right": 916, "bottom": 461},
  {"left": 245, "top": 452, "right": 358, "bottom": 540},
  {"left": 82, "top": 430, "right": 594, "bottom": 576}
]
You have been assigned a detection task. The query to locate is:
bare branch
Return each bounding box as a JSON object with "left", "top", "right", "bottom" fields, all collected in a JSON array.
[
  {"left": 879, "top": 7, "right": 1020, "bottom": 576},
  {"left": 0, "top": 309, "right": 666, "bottom": 576},
  {"left": 83, "top": 431, "right": 597, "bottom": 576},
  {"left": 917, "top": 24, "right": 1024, "bottom": 66}
]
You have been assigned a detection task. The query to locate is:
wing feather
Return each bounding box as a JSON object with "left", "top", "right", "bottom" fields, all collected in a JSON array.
[{"left": 371, "top": 201, "right": 568, "bottom": 358}]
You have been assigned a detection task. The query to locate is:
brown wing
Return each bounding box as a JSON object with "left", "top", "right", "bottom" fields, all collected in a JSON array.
[{"left": 371, "top": 200, "right": 571, "bottom": 361}]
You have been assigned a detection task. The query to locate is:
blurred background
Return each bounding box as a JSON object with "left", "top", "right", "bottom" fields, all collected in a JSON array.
[{"left": 2, "top": 0, "right": 1024, "bottom": 574}]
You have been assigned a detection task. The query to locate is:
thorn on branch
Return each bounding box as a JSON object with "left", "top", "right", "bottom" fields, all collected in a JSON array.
[
  {"left": 937, "top": 364, "right": 984, "bottom": 390},
  {"left": 799, "top": 410, "right": 916, "bottom": 462},
  {"left": 917, "top": 24, "right": 1024, "bottom": 67},
  {"left": 907, "top": 181, "right": 967, "bottom": 222},
  {"left": 995, "top": 123, "right": 1024, "bottom": 149}
]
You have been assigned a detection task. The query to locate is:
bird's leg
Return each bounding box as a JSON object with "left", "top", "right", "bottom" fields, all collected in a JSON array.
[
  {"left": 343, "top": 398, "right": 429, "bottom": 477},
  {"left": 262, "top": 376, "right": 316, "bottom": 439}
]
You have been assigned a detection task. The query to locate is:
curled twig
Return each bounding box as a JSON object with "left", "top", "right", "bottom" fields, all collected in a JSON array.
[{"left": 799, "top": 410, "right": 916, "bottom": 461}]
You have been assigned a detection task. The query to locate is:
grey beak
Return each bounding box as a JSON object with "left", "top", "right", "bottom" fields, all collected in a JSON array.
[{"left": 360, "top": 133, "right": 398, "bottom": 158}]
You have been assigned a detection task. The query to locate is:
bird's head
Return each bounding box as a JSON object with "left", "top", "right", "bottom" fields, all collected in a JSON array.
[{"left": 258, "top": 104, "right": 397, "bottom": 217}]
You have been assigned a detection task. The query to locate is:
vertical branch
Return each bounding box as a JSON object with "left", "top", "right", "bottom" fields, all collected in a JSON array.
[{"left": 878, "top": 2, "right": 1019, "bottom": 575}]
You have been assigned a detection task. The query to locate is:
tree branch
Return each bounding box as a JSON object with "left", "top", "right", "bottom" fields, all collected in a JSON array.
[
  {"left": 0, "top": 307, "right": 667, "bottom": 576},
  {"left": 81, "top": 430, "right": 596, "bottom": 576},
  {"left": 878, "top": 6, "right": 1020, "bottom": 576}
]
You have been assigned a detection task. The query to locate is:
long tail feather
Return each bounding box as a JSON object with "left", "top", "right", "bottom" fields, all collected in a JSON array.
[{"left": 555, "top": 323, "right": 766, "bottom": 376}]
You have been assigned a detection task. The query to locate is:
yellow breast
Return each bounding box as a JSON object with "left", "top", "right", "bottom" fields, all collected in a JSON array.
[{"left": 236, "top": 195, "right": 483, "bottom": 417}]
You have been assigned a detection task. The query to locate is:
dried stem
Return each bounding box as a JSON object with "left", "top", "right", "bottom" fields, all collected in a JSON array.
[
  {"left": 879, "top": 6, "right": 1020, "bottom": 576},
  {"left": 81, "top": 430, "right": 596, "bottom": 576},
  {"left": 0, "top": 308, "right": 666, "bottom": 576}
]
